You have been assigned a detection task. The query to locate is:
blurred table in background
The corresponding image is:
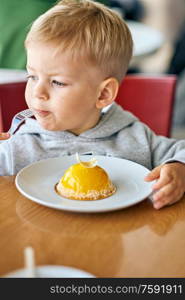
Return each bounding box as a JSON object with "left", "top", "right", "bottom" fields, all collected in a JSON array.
[
  {"left": 127, "top": 21, "right": 164, "bottom": 65},
  {"left": 0, "top": 68, "right": 27, "bottom": 84}
]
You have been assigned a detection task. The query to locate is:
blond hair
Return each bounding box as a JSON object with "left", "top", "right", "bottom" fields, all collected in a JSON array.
[{"left": 25, "top": 0, "right": 133, "bottom": 82}]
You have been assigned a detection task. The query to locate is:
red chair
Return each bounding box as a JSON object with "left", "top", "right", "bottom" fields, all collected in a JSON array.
[
  {"left": 0, "top": 81, "right": 27, "bottom": 132},
  {"left": 0, "top": 75, "right": 177, "bottom": 136},
  {"left": 115, "top": 74, "right": 177, "bottom": 137}
]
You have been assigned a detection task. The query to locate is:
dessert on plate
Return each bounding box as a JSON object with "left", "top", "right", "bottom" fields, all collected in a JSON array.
[{"left": 56, "top": 153, "right": 116, "bottom": 200}]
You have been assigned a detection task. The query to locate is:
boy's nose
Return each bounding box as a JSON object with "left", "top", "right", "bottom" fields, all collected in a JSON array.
[{"left": 33, "top": 82, "right": 49, "bottom": 101}]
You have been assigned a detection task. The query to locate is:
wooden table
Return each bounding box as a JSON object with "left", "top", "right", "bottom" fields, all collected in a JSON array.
[{"left": 0, "top": 176, "right": 185, "bottom": 278}]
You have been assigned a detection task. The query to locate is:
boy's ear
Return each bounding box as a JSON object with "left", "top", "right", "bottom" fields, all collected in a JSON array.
[{"left": 96, "top": 77, "right": 119, "bottom": 109}]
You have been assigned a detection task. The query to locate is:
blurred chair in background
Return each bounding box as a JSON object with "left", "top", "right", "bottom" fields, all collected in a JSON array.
[
  {"left": 170, "top": 69, "right": 185, "bottom": 129},
  {"left": 167, "top": 19, "right": 185, "bottom": 77},
  {"left": 166, "top": 20, "right": 185, "bottom": 130},
  {"left": 0, "top": 82, "right": 27, "bottom": 132},
  {"left": 115, "top": 74, "right": 177, "bottom": 137},
  {"left": 165, "top": 9, "right": 185, "bottom": 129},
  {"left": 0, "top": 75, "right": 176, "bottom": 137},
  {"left": 137, "top": 0, "right": 185, "bottom": 133}
]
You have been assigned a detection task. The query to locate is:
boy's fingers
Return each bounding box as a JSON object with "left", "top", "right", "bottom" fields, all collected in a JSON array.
[
  {"left": 0, "top": 132, "right": 10, "bottom": 140},
  {"left": 153, "top": 182, "right": 176, "bottom": 201},
  {"left": 152, "top": 180, "right": 184, "bottom": 209},
  {"left": 153, "top": 190, "right": 182, "bottom": 209},
  {"left": 144, "top": 165, "right": 162, "bottom": 181},
  {"left": 152, "top": 172, "right": 172, "bottom": 190}
]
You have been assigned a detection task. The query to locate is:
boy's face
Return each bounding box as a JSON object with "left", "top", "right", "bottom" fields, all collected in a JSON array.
[{"left": 25, "top": 42, "right": 105, "bottom": 134}]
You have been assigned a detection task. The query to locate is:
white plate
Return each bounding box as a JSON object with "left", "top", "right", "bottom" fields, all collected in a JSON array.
[
  {"left": 15, "top": 155, "right": 153, "bottom": 213},
  {"left": 4, "top": 265, "right": 95, "bottom": 278}
]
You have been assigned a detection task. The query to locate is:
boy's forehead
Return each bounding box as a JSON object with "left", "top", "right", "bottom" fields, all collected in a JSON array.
[
  {"left": 26, "top": 42, "right": 103, "bottom": 78},
  {"left": 27, "top": 42, "right": 73, "bottom": 62},
  {"left": 27, "top": 43, "right": 81, "bottom": 73}
]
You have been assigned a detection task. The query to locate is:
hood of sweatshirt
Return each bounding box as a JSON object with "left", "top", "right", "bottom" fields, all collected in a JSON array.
[{"left": 16, "top": 103, "right": 138, "bottom": 140}]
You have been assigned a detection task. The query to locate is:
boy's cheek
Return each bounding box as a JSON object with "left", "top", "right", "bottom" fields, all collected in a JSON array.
[
  {"left": 25, "top": 90, "right": 31, "bottom": 107},
  {"left": 25, "top": 87, "right": 29, "bottom": 103}
]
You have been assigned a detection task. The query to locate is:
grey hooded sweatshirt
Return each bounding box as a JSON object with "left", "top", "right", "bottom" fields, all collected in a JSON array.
[{"left": 1, "top": 103, "right": 185, "bottom": 175}]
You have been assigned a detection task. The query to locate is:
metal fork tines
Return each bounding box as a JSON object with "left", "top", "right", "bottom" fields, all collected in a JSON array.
[{"left": 9, "top": 109, "right": 34, "bottom": 135}]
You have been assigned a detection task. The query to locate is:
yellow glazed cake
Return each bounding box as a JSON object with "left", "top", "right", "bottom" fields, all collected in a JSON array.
[{"left": 56, "top": 156, "right": 116, "bottom": 201}]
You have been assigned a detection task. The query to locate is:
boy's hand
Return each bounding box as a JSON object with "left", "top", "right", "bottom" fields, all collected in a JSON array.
[
  {"left": 0, "top": 132, "right": 10, "bottom": 140},
  {"left": 144, "top": 162, "right": 185, "bottom": 209}
]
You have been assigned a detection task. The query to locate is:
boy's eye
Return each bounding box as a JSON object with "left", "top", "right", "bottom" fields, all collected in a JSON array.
[
  {"left": 52, "top": 80, "right": 66, "bottom": 87},
  {"left": 27, "top": 75, "right": 38, "bottom": 81}
]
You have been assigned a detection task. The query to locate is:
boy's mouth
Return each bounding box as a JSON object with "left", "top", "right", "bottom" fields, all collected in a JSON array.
[{"left": 33, "top": 109, "right": 50, "bottom": 117}]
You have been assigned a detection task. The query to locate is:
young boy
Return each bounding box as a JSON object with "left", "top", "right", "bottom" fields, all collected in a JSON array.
[{"left": 0, "top": 0, "right": 185, "bottom": 210}]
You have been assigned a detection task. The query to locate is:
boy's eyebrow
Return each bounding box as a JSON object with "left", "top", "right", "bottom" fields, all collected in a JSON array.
[{"left": 26, "top": 65, "right": 71, "bottom": 77}]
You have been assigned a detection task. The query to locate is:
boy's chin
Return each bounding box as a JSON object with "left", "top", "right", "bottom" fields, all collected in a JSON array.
[
  {"left": 37, "top": 120, "right": 67, "bottom": 131},
  {"left": 37, "top": 120, "right": 57, "bottom": 131}
]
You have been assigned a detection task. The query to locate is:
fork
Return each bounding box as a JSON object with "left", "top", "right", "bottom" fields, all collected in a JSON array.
[{"left": 8, "top": 109, "right": 34, "bottom": 135}]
